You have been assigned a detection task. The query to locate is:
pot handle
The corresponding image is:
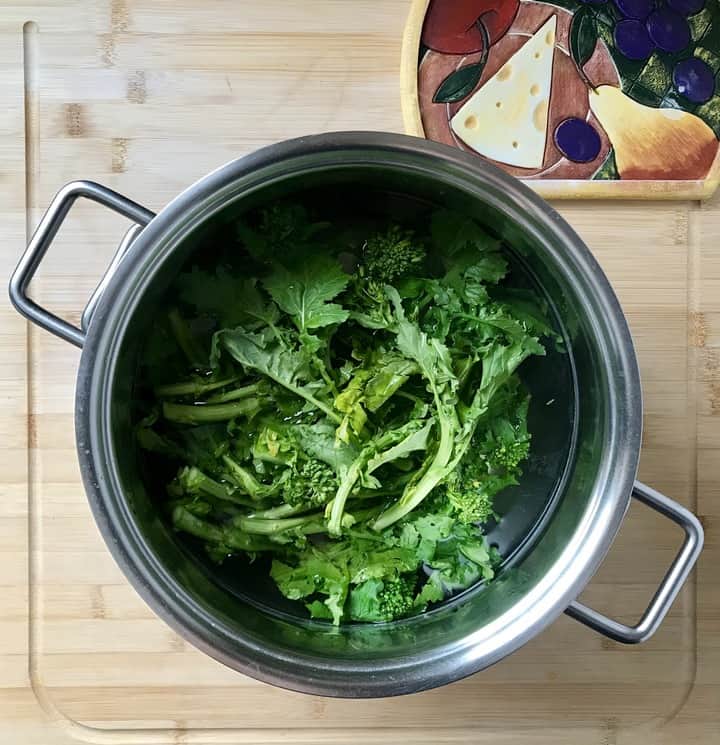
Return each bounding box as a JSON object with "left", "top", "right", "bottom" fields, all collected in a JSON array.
[
  {"left": 9, "top": 180, "right": 155, "bottom": 348},
  {"left": 565, "top": 481, "right": 703, "bottom": 644}
]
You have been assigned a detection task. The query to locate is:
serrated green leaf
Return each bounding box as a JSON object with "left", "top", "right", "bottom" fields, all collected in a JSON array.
[
  {"left": 262, "top": 256, "right": 350, "bottom": 332},
  {"left": 430, "top": 209, "right": 496, "bottom": 257},
  {"left": 177, "top": 268, "right": 280, "bottom": 329},
  {"left": 215, "top": 328, "right": 340, "bottom": 422},
  {"left": 433, "top": 63, "right": 485, "bottom": 104}
]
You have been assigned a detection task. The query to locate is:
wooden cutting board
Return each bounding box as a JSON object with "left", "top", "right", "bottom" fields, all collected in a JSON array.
[{"left": 0, "top": 2, "right": 718, "bottom": 743}]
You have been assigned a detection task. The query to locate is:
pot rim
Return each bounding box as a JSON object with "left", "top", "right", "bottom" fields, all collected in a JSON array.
[{"left": 75, "top": 131, "right": 642, "bottom": 696}]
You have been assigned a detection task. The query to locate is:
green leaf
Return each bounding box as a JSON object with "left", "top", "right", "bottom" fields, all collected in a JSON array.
[
  {"left": 240, "top": 280, "right": 282, "bottom": 329},
  {"left": 366, "top": 421, "right": 433, "bottom": 474},
  {"left": 348, "top": 578, "right": 384, "bottom": 621},
  {"left": 438, "top": 524, "right": 496, "bottom": 585},
  {"left": 626, "top": 81, "right": 662, "bottom": 108},
  {"left": 270, "top": 560, "right": 317, "bottom": 599},
  {"left": 479, "top": 339, "right": 544, "bottom": 397},
  {"left": 271, "top": 554, "right": 350, "bottom": 625},
  {"left": 464, "top": 256, "right": 508, "bottom": 288},
  {"left": 363, "top": 356, "right": 418, "bottom": 412},
  {"left": 413, "top": 572, "right": 445, "bottom": 609},
  {"left": 333, "top": 369, "right": 372, "bottom": 441},
  {"left": 402, "top": 513, "right": 456, "bottom": 563},
  {"left": 237, "top": 204, "right": 330, "bottom": 262},
  {"left": 689, "top": 7, "right": 713, "bottom": 42},
  {"left": 431, "top": 209, "right": 495, "bottom": 258},
  {"left": 386, "top": 287, "right": 457, "bottom": 390},
  {"left": 694, "top": 95, "right": 720, "bottom": 138},
  {"left": 569, "top": 6, "right": 597, "bottom": 75},
  {"left": 262, "top": 256, "right": 350, "bottom": 332},
  {"left": 216, "top": 329, "right": 341, "bottom": 423},
  {"left": 592, "top": 148, "right": 619, "bottom": 180},
  {"left": 177, "top": 269, "right": 280, "bottom": 331},
  {"left": 433, "top": 62, "right": 485, "bottom": 104},
  {"left": 695, "top": 46, "right": 720, "bottom": 75},
  {"left": 290, "top": 423, "right": 359, "bottom": 474},
  {"left": 216, "top": 328, "right": 305, "bottom": 381},
  {"left": 348, "top": 547, "right": 419, "bottom": 585},
  {"left": 634, "top": 53, "right": 671, "bottom": 99},
  {"left": 306, "top": 599, "right": 335, "bottom": 619}
]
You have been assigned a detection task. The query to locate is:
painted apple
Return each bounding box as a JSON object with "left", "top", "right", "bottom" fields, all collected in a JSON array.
[{"left": 422, "top": 0, "right": 521, "bottom": 55}]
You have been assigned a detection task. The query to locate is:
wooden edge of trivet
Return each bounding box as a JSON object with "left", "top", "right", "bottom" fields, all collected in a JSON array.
[{"left": 400, "top": 0, "right": 430, "bottom": 139}]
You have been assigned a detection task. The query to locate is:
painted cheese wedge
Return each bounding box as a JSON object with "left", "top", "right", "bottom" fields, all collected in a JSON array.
[{"left": 450, "top": 16, "right": 556, "bottom": 169}]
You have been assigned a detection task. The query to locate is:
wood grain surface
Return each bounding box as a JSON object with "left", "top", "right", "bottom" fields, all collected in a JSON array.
[{"left": 0, "top": 2, "right": 717, "bottom": 743}]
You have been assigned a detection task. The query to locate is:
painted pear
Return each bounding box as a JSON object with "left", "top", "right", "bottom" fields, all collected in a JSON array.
[{"left": 589, "top": 85, "right": 718, "bottom": 180}]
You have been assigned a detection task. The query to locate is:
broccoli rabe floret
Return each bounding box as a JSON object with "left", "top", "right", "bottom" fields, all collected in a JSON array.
[
  {"left": 376, "top": 575, "right": 416, "bottom": 620},
  {"left": 444, "top": 466, "right": 496, "bottom": 526},
  {"left": 282, "top": 459, "right": 338, "bottom": 508},
  {"left": 349, "top": 574, "right": 417, "bottom": 622},
  {"left": 444, "top": 423, "right": 530, "bottom": 524},
  {"left": 490, "top": 437, "right": 530, "bottom": 471},
  {"left": 361, "top": 226, "right": 426, "bottom": 283}
]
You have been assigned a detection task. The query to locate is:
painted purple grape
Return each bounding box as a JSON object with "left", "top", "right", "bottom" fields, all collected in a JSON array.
[
  {"left": 554, "top": 118, "right": 602, "bottom": 163},
  {"left": 614, "top": 0, "right": 653, "bottom": 20},
  {"left": 614, "top": 19, "right": 655, "bottom": 60},
  {"left": 667, "top": 0, "right": 704, "bottom": 16},
  {"left": 646, "top": 9, "right": 691, "bottom": 53},
  {"left": 673, "top": 57, "right": 716, "bottom": 103}
]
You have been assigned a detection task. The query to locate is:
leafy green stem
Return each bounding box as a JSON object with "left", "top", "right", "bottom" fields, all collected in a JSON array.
[
  {"left": 162, "top": 397, "right": 262, "bottom": 424},
  {"left": 167, "top": 308, "right": 205, "bottom": 367},
  {"left": 155, "top": 376, "right": 239, "bottom": 398},
  {"left": 262, "top": 375, "right": 338, "bottom": 423},
  {"left": 206, "top": 382, "right": 263, "bottom": 403}
]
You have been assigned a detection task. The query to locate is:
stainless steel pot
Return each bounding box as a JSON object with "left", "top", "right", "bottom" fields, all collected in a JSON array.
[{"left": 9, "top": 133, "right": 703, "bottom": 697}]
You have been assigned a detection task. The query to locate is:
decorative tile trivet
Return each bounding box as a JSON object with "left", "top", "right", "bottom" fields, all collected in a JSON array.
[{"left": 401, "top": 0, "right": 720, "bottom": 197}]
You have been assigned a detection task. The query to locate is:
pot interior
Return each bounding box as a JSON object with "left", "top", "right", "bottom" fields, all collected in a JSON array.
[
  {"left": 132, "top": 183, "right": 577, "bottom": 621},
  {"left": 88, "top": 141, "right": 638, "bottom": 695}
]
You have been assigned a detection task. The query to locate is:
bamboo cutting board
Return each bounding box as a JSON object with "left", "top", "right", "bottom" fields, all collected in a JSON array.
[{"left": 0, "top": 2, "right": 718, "bottom": 743}]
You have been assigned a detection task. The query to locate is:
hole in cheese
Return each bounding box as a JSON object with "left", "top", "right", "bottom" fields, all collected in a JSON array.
[
  {"left": 495, "top": 101, "right": 502, "bottom": 108},
  {"left": 533, "top": 51, "right": 541, "bottom": 60},
  {"left": 545, "top": 29, "right": 555, "bottom": 46},
  {"left": 533, "top": 99, "right": 549, "bottom": 132},
  {"left": 496, "top": 65, "right": 512, "bottom": 81},
  {"left": 512, "top": 141, "right": 519, "bottom": 149},
  {"left": 464, "top": 114, "right": 479, "bottom": 129},
  {"left": 530, "top": 83, "right": 540, "bottom": 96}
]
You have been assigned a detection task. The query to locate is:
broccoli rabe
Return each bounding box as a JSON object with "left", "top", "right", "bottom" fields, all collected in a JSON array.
[
  {"left": 282, "top": 459, "right": 338, "bottom": 508},
  {"left": 361, "top": 226, "right": 426, "bottom": 283},
  {"left": 444, "top": 465, "right": 496, "bottom": 526},
  {"left": 349, "top": 575, "right": 416, "bottom": 622},
  {"left": 136, "top": 203, "right": 552, "bottom": 624}
]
